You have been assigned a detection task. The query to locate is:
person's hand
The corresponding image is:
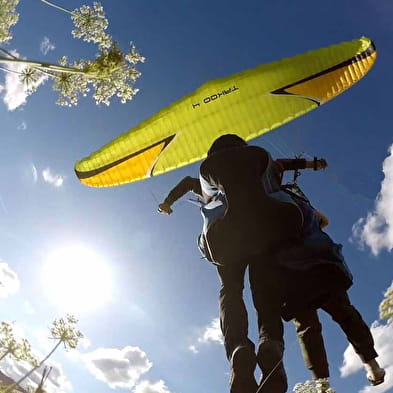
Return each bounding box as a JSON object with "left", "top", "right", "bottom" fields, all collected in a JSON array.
[
  {"left": 158, "top": 203, "right": 173, "bottom": 215},
  {"left": 314, "top": 158, "right": 328, "bottom": 170},
  {"left": 314, "top": 210, "right": 329, "bottom": 228}
]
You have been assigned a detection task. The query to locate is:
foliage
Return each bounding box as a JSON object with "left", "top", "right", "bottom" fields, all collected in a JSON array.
[
  {"left": 379, "top": 286, "right": 393, "bottom": 320},
  {"left": 0, "top": 322, "right": 38, "bottom": 366},
  {"left": 0, "top": 315, "right": 83, "bottom": 393},
  {"left": 293, "top": 379, "right": 336, "bottom": 393},
  {"left": 0, "top": 0, "right": 20, "bottom": 44},
  {"left": 71, "top": 2, "right": 111, "bottom": 49},
  {"left": 0, "top": 0, "right": 145, "bottom": 107},
  {"left": 50, "top": 314, "right": 83, "bottom": 350}
]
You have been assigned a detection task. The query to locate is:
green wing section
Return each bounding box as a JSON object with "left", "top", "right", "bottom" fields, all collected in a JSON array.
[{"left": 75, "top": 37, "right": 376, "bottom": 187}]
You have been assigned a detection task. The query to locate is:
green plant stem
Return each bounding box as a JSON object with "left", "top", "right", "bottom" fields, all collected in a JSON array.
[
  {"left": 39, "top": 0, "right": 72, "bottom": 14},
  {"left": 0, "top": 56, "right": 84, "bottom": 75},
  {"left": 0, "top": 47, "right": 18, "bottom": 59},
  {"left": 3, "top": 340, "right": 62, "bottom": 393},
  {"left": 0, "top": 47, "right": 59, "bottom": 80},
  {"left": 0, "top": 350, "right": 10, "bottom": 362}
]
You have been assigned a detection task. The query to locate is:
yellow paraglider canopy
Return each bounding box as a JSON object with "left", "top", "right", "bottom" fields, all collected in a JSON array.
[{"left": 75, "top": 37, "right": 376, "bottom": 187}]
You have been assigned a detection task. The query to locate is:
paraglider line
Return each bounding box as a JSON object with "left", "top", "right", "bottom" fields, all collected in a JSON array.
[{"left": 258, "top": 328, "right": 310, "bottom": 391}]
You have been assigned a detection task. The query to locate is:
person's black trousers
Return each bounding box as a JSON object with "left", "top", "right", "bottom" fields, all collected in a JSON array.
[
  {"left": 217, "top": 255, "right": 287, "bottom": 392},
  {"left": 294, "top": 291, "right": 378, "bottom": 379}
]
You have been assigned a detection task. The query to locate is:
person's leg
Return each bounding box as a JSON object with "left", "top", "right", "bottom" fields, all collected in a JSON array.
[
  {"left": 217, "top": 263, "right": 257, "bottom": 393},
  {"left": 248, "top": 258, "right": 287, "bottom": 393},
  {"left": 322, "top": 291, "right": 385, "bottom": 385},
  {"left": 293, "top": 309, "right": 330, "bottom": 380}
]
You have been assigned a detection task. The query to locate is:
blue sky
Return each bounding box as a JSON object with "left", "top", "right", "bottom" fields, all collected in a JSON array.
[{"left": 0, "top": 1, "right": 392, "bottom": 393}]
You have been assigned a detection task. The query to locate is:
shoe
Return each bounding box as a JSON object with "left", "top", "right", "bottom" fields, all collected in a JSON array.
[
  {"left": 364, "top": 359, "right": 385, "bottom": 386},
  {"left": 257, "top": 364, "right": 287, "bottom": 393},
  {"left": 256, "top": 341, "right": 287, "bottom": 393},
  {"left": 229, "top": 346, "right": 258, "bottom": 393},
  {"left": 367, "top": 368, "right": 385, "bottom": 386}
]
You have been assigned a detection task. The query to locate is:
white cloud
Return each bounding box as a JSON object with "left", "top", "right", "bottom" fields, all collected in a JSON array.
[
  {"left": 0, "top": 50, "right": 47, "bottom": 111},
  {"left": 352, "top": 144, "right": 393, "bottom": 255},
  {"left": 17, "top": 121, "right": 27, "bottom": 130},
  {"left": 198, "top": 317, "right": 223, "bottom": 345},
  {"left": 0, "top": 324, "right": 72, "bottom": 393},
  {"left": 340, "top": 282, "right": 393, "bottom": 393},
  {"left": 188, "top": 345, "right": 198, "bottom": 354},
  {"left": 0, "top": 261, "right": 20, "bottom": 297},
  {"left": 42, "top": 168, "right": 64, "bottom": 187},
  {"left": 134, "top": 380, "right": 174, "bottom": 393},
  {"left": 341, "top": 320, "right": 393, "bottom": 393},
  {"left": 83, "top": 346, "right": 152, "bottom": 389},
  {"left": 189, "top": 317, "right": 223, "bottom": 353},
  {"left": 0, "top": 358, "right": 72, "bottom": 393},
  {"left": 40, "top": 36, "right": 55, "bottom": 55}
]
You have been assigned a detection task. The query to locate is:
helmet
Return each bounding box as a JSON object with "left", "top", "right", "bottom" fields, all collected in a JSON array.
[{"left": 207, "top": 134, "right": 247, "bottom": 156}]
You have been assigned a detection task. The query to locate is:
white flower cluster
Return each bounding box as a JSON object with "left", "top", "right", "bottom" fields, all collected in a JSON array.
[
  {"left": 0, "top": 0, "right": 20, "bottom": 44},
  {"left": 55, "top": 2, "right": 145, "bottom": 106},
  {"left": 0, "top": 0, "right": 145, "bottom": 107},
  {"left": 91, "top": 42, "right": 144, "bottom": 105},
  {"left": 52, "top": 56, "right": 90, "bottom": 106},
  {"left": 379, "top": 286, "right": 393, "bottom": 320},
  {"left": 71, "top": 2, "right": 111, "bottom": 49},
  {"left": 293, "top": 379, "right": 336, "bottom": 393},
  {"left": 52, "top": 42, "right": 144, "bottom": 106},
  {"left": 19, "top": 67, "right": 41, "bottom": 94}
]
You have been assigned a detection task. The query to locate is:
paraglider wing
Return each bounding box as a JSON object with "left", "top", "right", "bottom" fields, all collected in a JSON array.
[{"left": 75, "top": 37, "right": 376, "bottom": 187}]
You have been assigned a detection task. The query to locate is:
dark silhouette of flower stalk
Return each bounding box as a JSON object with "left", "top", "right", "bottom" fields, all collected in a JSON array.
[
  {"left": 25, "top": 366, "right": 51, "bottom": 393},
  {"left": 3, "top": 315, "right": 83, "bottom": 393},
  {"left": 0, "top": 0, "right": 145, "bottom": 107}
]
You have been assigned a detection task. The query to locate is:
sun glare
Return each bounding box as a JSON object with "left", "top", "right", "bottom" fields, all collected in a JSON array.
[{"left": 41, "top": 245, "right": 113, "bottom": 313}]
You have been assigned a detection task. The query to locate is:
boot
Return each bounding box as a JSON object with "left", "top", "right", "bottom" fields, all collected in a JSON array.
[
  {"left": 364, "top": 359, "right": 385, "bottom": 386},
  {"left": 256, "top": 340, "right": 287, "bottom": 393},
  {"left": 229, "top": 345, "right": 258, "bottom": 393}
]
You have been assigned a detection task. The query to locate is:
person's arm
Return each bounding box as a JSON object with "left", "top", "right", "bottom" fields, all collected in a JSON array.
[
  {"left": 158, "top": 176, "right": 202, "bottom": 214},
  {"left": 276, "top": 157, "right": 328, "bottom": 172}
]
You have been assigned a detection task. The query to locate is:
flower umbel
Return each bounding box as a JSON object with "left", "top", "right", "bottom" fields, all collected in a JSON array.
[
  {"left": 19, "top": 67, "right": 40, "bottom": 93},
  {"left": 50, "top": 314, "right": 83, "bottom": 350},
  {"left": 52, "top": 57, "right": 89, "bottom": 106},
  {"left": 0, "top": 322, "right": 38, "bottom": 366},
  {"left": 71, "top": 2, "right": 111, "bottom": 49},
  {"left": 52, "top": 42, "right": 144, "bottom": 106}
]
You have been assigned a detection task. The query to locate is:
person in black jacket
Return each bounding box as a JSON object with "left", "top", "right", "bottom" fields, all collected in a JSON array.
[
  {"left": 159, "top": 135, "right": 385, "bottom": 393},
  {"left": 279, "top": 192, "right": 385, "bottom": 391},
  {"left": 159, "top": 134, "right": 327, "bottom": 393}
]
